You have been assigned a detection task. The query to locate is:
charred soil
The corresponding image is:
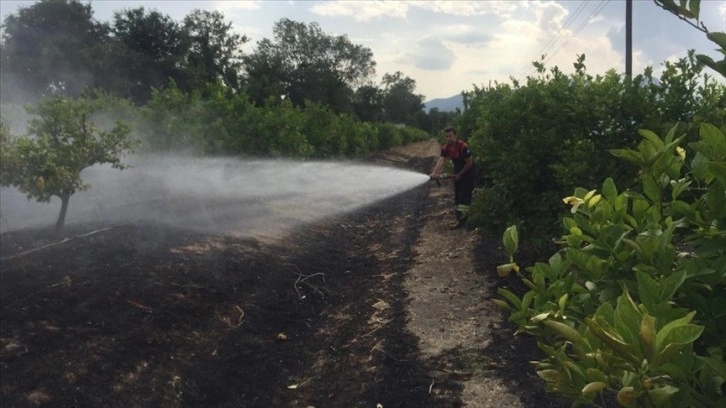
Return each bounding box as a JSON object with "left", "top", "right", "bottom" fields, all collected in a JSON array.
[{"left": 1, "top": 141, "right": 567, "bottom": 408}]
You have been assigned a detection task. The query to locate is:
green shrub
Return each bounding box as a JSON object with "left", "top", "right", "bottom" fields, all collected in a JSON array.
[
  {"left": 496, "top": 123, "right": 726, "bottom": 407},
  {"left": 463, "top": 54, "right": 726, "bottom": 240}
]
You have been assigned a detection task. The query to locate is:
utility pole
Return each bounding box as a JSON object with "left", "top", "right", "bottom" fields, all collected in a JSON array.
[{"left": 626, "top": 0, "right": 633, "bottom": 77}]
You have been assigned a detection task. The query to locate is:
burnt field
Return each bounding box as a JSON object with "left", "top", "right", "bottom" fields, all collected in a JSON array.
[{"left": 0, "top": 145, "right": 565, "bottom": 408}]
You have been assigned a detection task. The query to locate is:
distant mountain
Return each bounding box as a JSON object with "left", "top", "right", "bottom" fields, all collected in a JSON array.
[{"left": 423, "top": 94, "right": 463, "bottom": 112}]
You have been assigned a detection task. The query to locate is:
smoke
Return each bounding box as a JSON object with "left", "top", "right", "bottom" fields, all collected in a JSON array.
[{"left": 0, "top": 154, "right": 430, "bottom": 238}]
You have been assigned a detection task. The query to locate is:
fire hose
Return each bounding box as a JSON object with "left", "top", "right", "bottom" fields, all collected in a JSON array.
[{"left": 428, "top": 173, "right": 454, "bottom": 186}]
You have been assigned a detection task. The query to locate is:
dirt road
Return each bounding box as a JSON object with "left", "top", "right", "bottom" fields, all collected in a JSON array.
[{"left": 0, "top": 140, "right": 565, "bottom": 407}]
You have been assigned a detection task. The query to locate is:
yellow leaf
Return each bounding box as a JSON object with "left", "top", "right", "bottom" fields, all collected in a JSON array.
[
  {"left": 496, "top": 263, "right": 519, "bottom": 277},
  {"left": 582, "top": 381, "right": 607, "bottom": 395}
]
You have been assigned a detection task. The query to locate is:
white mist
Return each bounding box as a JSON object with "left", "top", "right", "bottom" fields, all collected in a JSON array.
[{"left": 0, "top": 154, "right": 430, "bottom": 238}]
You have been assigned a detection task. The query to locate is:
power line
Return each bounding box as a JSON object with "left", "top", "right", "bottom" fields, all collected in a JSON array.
[
  {"left": 536, "top": 2, "right": 589, "bottom": 62},
  {"left": 516, "top": 1, "right": 589, "bottom": 78},
  {"left": 525, "top": 0, "right": 610, "bottom": 77}
]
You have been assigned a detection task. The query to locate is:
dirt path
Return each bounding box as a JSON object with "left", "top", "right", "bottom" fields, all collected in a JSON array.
[{"left": 0, "top": 140, "right": 565, "bottom": 407}]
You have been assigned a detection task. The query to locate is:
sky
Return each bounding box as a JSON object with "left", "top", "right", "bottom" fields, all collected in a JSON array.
[{"left": 1, "top": 0, "right": 725, "bottom": 101}]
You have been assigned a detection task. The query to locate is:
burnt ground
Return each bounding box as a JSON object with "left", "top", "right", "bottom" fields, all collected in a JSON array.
[{"left": 0, "top": 141, "right": 568, "bottom": 408}]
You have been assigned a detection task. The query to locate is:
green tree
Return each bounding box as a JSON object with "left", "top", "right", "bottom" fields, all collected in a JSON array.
[
  {"left": 381, "top": 71, "right": 425, "bottom": 125},
  {"left": 244, "top": 18, "right": 375, "bottom": 113},
  {"left": 110, "top": 7, "right": 190, "bottom": 104},
  {"left": 182, "top": 10, "right": 247, "bottom": 92},
  {"left": 352, "top": 84, "right": 384, "bottom": 122},
  {"left": 0, "top": 93, "right": 136, "bottom": 233},
  {"left": 0, "top": 0, "right": 111, "bottom": 102}
]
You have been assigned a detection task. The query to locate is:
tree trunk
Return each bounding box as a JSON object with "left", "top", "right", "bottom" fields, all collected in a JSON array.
[{"left": 55, "top": 193, "right": 70, "bottom": 234}]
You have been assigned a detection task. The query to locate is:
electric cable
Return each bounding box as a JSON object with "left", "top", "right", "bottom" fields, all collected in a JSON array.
[
  {"left": 516, "top": 1, "right": 589, "bottom": 77},
  {"left": 524, "top": 0, "right": 610, "bottom": 77}
]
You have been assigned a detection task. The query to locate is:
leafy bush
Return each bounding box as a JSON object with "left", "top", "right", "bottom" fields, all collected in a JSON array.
[
  {"left": 134, "top": 82, "right": 424, "bottom": 158},
  {"left": 462, "top": 54, "right": 726, "bottom": 240},
  {"left": 496, "top": 123, "right": 726, "bottom": 407}
]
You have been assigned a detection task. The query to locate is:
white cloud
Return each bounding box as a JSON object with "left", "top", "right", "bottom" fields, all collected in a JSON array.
[
  {"left": 310, "top": 1, "right": 409, "bottom": 21},
  {"left": 412, "top": 1, "right": 518, "bottom": 17},
  {"left": 405, "top": 37, "right": 456, "bottom": 70},
  {"left": 211, "top": 1, "right": 262, "bottom": 11},
  {"left": 532, "top": 1, "right": 568, "bottom": 34},
  {"left": 720, "top": 4, "right": 726, "bottom": 23},
  {"left": 310, "top": 0, "right": 520, "bottom": 21}
]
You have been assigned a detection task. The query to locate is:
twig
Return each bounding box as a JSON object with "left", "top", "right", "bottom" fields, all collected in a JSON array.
[
  {"left": 428, "top": 379, "right": 435, "bottom": 394},
  {"left": 221, "top": 305, "right": 245, "bottom": 328},
  {"left": 285, "top": 263, "right": 326, "bottom": 299}
]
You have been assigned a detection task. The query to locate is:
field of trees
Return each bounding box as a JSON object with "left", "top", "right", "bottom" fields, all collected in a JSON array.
[{"left": 1, "top": 0, "right": 725, "bottom": 407}]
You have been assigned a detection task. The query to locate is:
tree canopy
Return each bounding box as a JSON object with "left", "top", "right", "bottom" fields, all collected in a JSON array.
[
  {"left": 0, "top": 93, "right": 136, "bottom": 232},
  {"left": 244, "top": 18, "right": 376, "bottom": 113},
  {"left": 0, "top": 0, "right": 110, "bottom": 101}
]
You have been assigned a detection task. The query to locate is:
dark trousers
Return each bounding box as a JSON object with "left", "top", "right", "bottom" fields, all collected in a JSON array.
[{"left": 454, "top": 175, "right": 476, "bottom": 220}]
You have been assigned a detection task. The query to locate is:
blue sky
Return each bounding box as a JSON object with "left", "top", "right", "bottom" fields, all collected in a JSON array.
[{"left": 1, "top": 1, "right": 725, "bottom": 100}]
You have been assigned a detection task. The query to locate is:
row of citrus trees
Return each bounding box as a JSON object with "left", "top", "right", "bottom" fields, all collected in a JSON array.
[
  {"left": 497, "top": 123, "right": 725, "bottom": 407},
  {"left": 135, "top": 81, "right": 430, "bottom": 157},
  {"left": 472, "top": 4, "right": 726, "bottom": 405},
  {"left": 461, "top": 52, "right": 725, "bottom": 241}
]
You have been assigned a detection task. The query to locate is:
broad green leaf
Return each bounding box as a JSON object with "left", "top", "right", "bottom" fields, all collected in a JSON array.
[
  {"left": 531, "top": 312, "right": 551, "bottom": 322},
  {"left": 688, "top": 0, "right": 700, "bottom": 19},
  {"left": 558, "top": 294, "right": 568, "bottom": 312},
  {"left": 670, "top": 178, "right": 691, "bottom": 200},
  {"left": 677, "top": 6, "right": 695, "bottom": 18},
  {"left": 660, "top": 269, "right": 686, "bottom": 302},
  {"left": 543, "top": 319, "right": 583, "bottom": 346},
  {"left": 655, "top": 311, "right": 696, "bottom": 351},
  {"left": 581, "top": 381, "right": 607, "bottom": 396},
  {"left": 491, "top": 299, "right": 512, "bottom": 310},
  {"left": 585, "top": 368, "right": 609, "bottom": 384},
  {"left": 707, "top": 162, "right": 726, "bottom": 186},
  {"left": 602, "top": 177, "right": 617, "bottom": 200},
  {"left": 636, "top": 271, "right": 659, "bottom": 311},
  {"left": 614, "top": 291, "right": 644, "bottom": 349},
  {"left": 707, "top": 32, "right": 726, "bottom": 50},
  {"left": 585, "top": 317, "right": 641, "bottom": 366},
  {"left": 640, "top": 314, "right": 657, "bottom": 363},
  {"left": 646, "top": 385, "right": 679, "bottom": 406},
  {"left": 639, "top": 128, "right": 665, "bottom": 149},
  {"left": 660, "top": 324, "right": 704, "bottom": 348},
  {"left": 563, "top": 217, "right": 577, "bottom": 230},
  {"left": 610, "top": 148, "right": 643, "bottom": 165},
  {"left": 498, "top": 288, "right": 522, "bottom": 309},
  {"left": 521, "top": 291, "right": 535, "bottom": 310},
  {"left": 503, "top": 225, "right": 519, "bottom": 260},
  {"left": 537, "top": 369, "right": 563, "bottom": 382},
  {"left": 642, "top": 174, "right": 662, "bottom": 203}
]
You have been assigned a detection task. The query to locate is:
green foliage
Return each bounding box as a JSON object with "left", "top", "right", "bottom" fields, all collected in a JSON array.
[
  {"left": 243, "top": 18, "right": 374, "bottom": 114},
  {"left": 110, "top": 7, "right": 190, "bottom": 104},
  {"left": 135, "top": 81, "right": 427, "bottom": 158},
  {"left": 496, "top": 124, "right": 726, "bottom": 407},
  {"left": 654, "top": 0, "right": 726, "bottom": 77},
  {"left": 0, "top": 92, "right": 136, "bottom": 232},
  {"left": 381, "top": 71, "right": 425, "bottom": 126},
  {"left": 463, "top": 55, "right": 726, "bottom": 240},
  {"left": 0, "top": 0, "right": 111, "bottom": 101},
  {"left": 1, "top": 3, "right": 439, "bottom": 134},
  {"left": 182, "top": 9, "right": 247, "bottom": 92}
]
